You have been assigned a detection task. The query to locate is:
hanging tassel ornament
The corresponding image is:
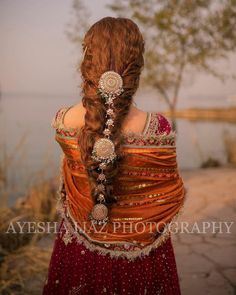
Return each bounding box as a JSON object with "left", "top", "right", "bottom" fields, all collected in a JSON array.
[{"left": 89, "top": 71, "right": 124, "bottom": 225}]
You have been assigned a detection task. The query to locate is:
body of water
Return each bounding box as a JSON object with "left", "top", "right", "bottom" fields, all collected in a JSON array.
[{"left": 1, "top": 93, "right": 235, "bottom": 203}]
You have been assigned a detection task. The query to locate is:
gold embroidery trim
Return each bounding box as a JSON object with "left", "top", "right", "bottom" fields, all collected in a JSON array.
[
  {"left": 58, "top": 141, "right": 78, "bottom": 150},
  {"left": 120, "top": 166, "right": 177, "bottom": 172},
  {"left": 116, "top": 194, "right": 185, "bottom": 207},
  {"left": 115, "top": 192, "right": 165, "bottom": 201},
  {"left": 118, "top": 182, "right": 155, "bottom": 190},
  {"left": 111, "top": 217, "right": 143, "bottom": 221}
]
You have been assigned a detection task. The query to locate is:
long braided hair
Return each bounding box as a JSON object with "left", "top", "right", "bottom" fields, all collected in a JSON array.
[{"left": 77, "top": 17, "right": 145, "bottom": 208}]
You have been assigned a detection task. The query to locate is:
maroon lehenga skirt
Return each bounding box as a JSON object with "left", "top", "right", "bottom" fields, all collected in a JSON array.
[{"left": 42, "top": 219, "right": 181, "bottom": 295}]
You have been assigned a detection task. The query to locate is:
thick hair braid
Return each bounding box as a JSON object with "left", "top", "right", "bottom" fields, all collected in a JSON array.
[{"left": 77, "top": 17, "right": 145, "bottom": 211}]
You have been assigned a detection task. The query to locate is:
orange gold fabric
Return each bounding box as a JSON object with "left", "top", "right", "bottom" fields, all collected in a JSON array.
[{"left": 55, "top": 131, "right": 186, "bottom": 259}]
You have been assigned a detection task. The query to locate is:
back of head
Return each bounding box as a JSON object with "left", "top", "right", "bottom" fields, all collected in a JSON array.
[{"left": 77, "top": 17, "right": 145, "bottom": 212}]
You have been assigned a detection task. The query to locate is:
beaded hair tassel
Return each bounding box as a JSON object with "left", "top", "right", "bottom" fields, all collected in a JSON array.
[{"left": 89, "top": 71, "right": 124, "bottom": 225}]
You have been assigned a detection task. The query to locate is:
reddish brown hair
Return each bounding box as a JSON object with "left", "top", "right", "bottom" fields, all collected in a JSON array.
[{"left": 77, "top": 17, "right": 145, "bottom": 205}]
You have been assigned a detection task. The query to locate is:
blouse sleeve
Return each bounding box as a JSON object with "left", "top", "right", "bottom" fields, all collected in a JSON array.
[
  {"left": 157, "top": 114, "right": 172, "bottom": 135},
  {"left": 51, "top": 107, "right": 64, "bottom": 129}
]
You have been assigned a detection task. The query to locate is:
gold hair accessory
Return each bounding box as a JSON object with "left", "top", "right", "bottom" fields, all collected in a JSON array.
[{"left": 89, "top": 71, "right": 124, "bottom": 225}]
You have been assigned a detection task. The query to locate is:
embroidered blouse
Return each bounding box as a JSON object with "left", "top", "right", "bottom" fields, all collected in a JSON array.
[{"left": 51, "top": 105, "right": 175, "bottom": 147}]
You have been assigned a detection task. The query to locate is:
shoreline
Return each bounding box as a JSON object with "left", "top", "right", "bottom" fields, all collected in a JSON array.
[{"left": 163, "top": 106, "right": 236, "bottom": 123}]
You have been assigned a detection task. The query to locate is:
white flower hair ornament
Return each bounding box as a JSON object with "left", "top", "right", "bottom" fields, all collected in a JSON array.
[{"left": 89, "top": 71, "right": 124, "bottom": 225}]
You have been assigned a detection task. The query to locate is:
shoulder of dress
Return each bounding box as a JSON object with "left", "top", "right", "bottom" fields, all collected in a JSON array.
[
  {"left": 156, "top": 113, "right": 172, "bottom": 135},
  {"left": 51, "top": 106, "right": 70, "bottom": 129}
]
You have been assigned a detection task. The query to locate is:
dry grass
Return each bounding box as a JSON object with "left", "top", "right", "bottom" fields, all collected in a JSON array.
[
  {"left": 0, "top": 176, "right": 59, "bottom": 294},
  {"left": 0, "top": 177, "right": 57, "bottom": 294},
  {"left": 0, "top": 245, "right": 52, "bottom": 295},
  {"left": 15, "top": 177, "right": 59, "bottom": 222},
  {"left": 0, "top": 124, "right": 60, "bottom": 294}
]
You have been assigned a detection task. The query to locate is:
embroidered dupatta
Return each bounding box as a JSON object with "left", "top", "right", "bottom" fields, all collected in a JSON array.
[{"left": 52, "top": 107, "right": 186, "bottom": 261}]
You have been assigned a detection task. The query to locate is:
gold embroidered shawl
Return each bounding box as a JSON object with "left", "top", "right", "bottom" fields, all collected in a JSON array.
[{"left": 52, "top": 106, "right": 186, "bottom": 260}]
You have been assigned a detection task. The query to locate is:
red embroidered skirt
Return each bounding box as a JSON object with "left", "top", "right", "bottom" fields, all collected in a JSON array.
[{"left": 42, "top": 219, "right": 181, "bottom": 295}]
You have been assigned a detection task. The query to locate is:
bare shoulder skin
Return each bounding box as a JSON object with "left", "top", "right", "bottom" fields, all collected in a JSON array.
[{"left": 63, "top": 101, "right": 148, "bottom": 133}]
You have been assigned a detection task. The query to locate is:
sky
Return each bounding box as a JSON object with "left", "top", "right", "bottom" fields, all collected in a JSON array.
[
  {"left": 0, "top": 0, "right": 236, "bottom": 105},
  {"left": 0, "top": 0, "right": 112, "bottom": 96}
]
